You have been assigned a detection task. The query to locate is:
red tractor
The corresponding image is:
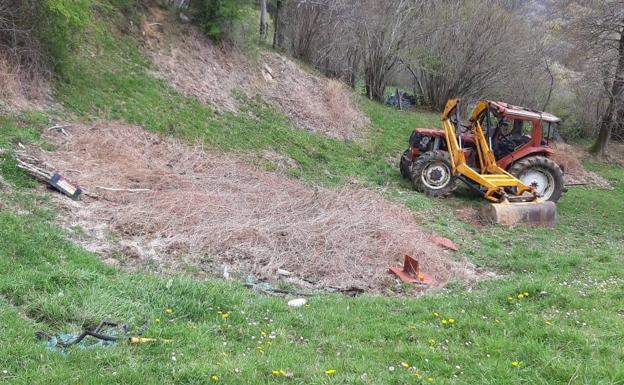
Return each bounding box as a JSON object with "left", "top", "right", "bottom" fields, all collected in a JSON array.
[{"left": 400, "top": 100, "right": 565, "bottom": 202}]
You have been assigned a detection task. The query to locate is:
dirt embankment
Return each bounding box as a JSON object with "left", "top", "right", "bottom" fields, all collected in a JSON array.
[
  {"left": 551, "top": 143, "right": 611, "bottom": 188},
  {"left": 31, "top": 124, "right": 475, "bottom": 293},
  {"left": 140, "top": 7, "right": 368, "bottom": 140},
  {"left": 0, "top": 49, "right": 51, "bottom": 113}
]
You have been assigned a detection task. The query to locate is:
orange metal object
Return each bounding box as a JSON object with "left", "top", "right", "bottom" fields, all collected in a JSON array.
[
  {"left": 430, "top": 236, "right": 458, "bottom": 251},
  {"left": 389, "top": 255, "right": 434, "bottom": 285}
]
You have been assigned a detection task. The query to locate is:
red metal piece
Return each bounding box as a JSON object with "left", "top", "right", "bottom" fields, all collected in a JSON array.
[
  {"left": 496, "top": 145, "right": 555, "bottom": 169},
  {"left": 430, "top": 236, "right": 458, "bottom": 251},
  {"left": 389, "top": 255, "right": 433, "bottom": 285}
]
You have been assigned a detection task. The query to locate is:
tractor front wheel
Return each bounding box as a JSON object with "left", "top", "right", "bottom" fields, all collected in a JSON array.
[
  {"left": 508, "top": 156, "right": 564, "bottom": 203},
  {"left": 411, "top": 150, "right": 458, "bottom": 197}
]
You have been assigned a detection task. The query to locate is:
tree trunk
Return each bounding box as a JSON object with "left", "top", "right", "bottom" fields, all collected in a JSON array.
[
  {"left": 592, "top": 27, "right": 624, "bottom": 156},
  {"left": 272, "top": 0, "right": 283, "bottom": 50},
  {"left": 593, "top": 105, "right": 614, "bottom": 157},
  {"left": 260, "top": 0, "right": 268, "bottom": 41}
]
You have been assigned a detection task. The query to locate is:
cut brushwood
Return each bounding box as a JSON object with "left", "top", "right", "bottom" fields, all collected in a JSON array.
[{"left": 15, "top": 153, "right": 82, "bottom": 199}]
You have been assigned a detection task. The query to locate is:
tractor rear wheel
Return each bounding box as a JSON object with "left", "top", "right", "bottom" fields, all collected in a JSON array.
[
  {"left": 508, "top": 155, "right": 564, "bottom": 203},
  {"left": 411, "top": 150, "right": 458, "bottom": 197},
  {"left": 400, "top": 149, "right": 412, "bottom": 179}
]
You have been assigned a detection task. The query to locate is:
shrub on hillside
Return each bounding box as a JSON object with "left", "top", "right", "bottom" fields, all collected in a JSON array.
[{"left": 189, "top": 0, "right": 253, "bottom": 41}]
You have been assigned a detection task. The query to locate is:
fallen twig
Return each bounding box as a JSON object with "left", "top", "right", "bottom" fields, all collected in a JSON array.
[
  {"left": 47, "top": 124, "right": 72, "bottom": 130},
  {"left": 95, "top": 186, "right": 151, "bottom": 192},
  {"left": 47, "top": 124, "right": 72, "bottom": 137}
]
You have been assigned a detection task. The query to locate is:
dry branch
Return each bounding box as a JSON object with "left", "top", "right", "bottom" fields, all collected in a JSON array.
[
  {"left": 95, "top": 186, "right": 151, "bottom": 192},
  {"left": 47, "top": 124, "right": 72, "bottom": 137}
]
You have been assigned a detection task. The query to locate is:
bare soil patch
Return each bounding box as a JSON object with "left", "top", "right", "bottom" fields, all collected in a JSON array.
[
  {"left": 454, "top": 207, "right": 484, "bottom": 227},
  {"left": 140, "top": 8, "right": 368, "bottom": 140},
  {"left": 32, "top": 123, "right": 475, "bottom": 293}
]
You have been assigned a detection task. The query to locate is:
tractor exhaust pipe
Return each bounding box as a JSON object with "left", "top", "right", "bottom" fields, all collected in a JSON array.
[{"left": 479, "top": 201, "right": 557, "bottom": 227}]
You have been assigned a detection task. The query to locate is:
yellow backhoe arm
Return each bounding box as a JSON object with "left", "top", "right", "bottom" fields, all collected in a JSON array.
[{"left": 441, "top": 99, "right": 535, "bottom": 202}]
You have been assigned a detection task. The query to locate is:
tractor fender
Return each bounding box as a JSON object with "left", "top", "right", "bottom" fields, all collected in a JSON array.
[{"left": 498, "top": 146, "right": 555, "bottom": 170}]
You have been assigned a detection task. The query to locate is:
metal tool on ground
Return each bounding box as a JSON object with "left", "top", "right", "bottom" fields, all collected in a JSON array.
[
  {"left": 401, "top": 99, "right": 558, "bottom": 227},
  {"left": 35, "top": 320, "right": 171, "bottom": 352},
  {"left": 130, "top": 336, "right": 173, "bottom": 344},
  {"left": 389, "top": 255, "right": 433, "bottom": 285}
]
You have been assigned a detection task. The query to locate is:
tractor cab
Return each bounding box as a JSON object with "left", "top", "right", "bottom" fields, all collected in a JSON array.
[{"left": 476, "top": 101, "right": 560, "bottom": 170}]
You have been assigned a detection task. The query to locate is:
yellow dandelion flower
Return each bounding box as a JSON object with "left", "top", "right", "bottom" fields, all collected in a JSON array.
[
  {"left": 432, "top": 312, "right": 439, "bottom": 317},
  {"left": 428, "top": 338, "right": 436, "bottom": 345},
  {"left": 448, "top": 318, "right": 456, "bottom": 324},
  {"left": 517, "top": 293, "right": 525, "bottom": 299},
  {"left": 210, "top": 374, "right": 219, "bottom": 381},
  {"left": 507, "top": 296, "right": 514, "bottom": 301},
  {"left": 272, "top": 370, "right": 281, "bottom": 376},
  {"left": 222, "top": 313, "right": 230, "bottom": 319},
  {"left": 325, "top": 369, "right": 336, "bottom": 376},
  {"left": 523, "top": 292, "right": 529, "bottom": 296},
  {"left": 441, "top": 319, "right": 448, "bottom": 325},
  {"left": 401, "top": 362, "right": 409, "bottom": 368},
  {"left": 511, "top": 361, "right": 520, "bottom": 368},
  {"left": 155, "top": 318, "right": 160, "bottom": 324},
  {"left": 545, "top": 320, "right": 552, "bottom": 326},
  {"left": 261, "top": 331, "right": 267, "bottom": 337},
  {"left": 165, "top": 308, "right": 173, "bottom": 314},
  {"left": 427, "top": 376, "right": 434, "bottom": 382}
]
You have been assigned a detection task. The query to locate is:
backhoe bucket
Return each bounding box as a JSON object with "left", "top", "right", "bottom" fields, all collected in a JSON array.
[{"left": 479, "top": 201, "right": 556, "bottom": 227}]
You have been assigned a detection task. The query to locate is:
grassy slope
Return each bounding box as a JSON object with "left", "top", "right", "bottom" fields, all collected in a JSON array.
[{"left": 1, "top": 5, "right": 624, "bottom": 385}]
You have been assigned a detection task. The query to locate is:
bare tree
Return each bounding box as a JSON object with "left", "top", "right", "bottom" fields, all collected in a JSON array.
[
  {"left": 272, "top": 0, "right": 284, "bottom": 49},
  {"left": 559, "top": 0, "right": 624, "bottom": 156},
  {"left": 358, "top": 0, "right": 416, "bottom": 101},
  {"left": 276, "top": 0, "right": 416, "bottom": 100},
  {"left": 402, "top": 0, "right": 549, "bottom": 110},
  {"left": 259, "top": 0, "right": 268, "bottom": 41}
]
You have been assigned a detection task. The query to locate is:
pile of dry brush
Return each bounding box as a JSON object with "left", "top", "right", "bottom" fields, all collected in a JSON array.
[
  {"left": 34, "top": 124, "right": 474, "bottom": 292},
  {"left": 140, "top": 7, "right": 367, "bottom": 140}
]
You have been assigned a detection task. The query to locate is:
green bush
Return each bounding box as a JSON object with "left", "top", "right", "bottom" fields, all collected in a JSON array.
[
  {"left": 41, "top": 0, "right": 92, "bottom": 74},
  {"left": 189, "top": 0, "right": 254, "bottom": 41},
  {"left": 8, "top": 0, "right": 136, "bottom": 78}
]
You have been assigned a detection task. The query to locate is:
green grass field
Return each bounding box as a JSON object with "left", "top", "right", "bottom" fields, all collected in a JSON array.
[{"left": 1, "top": 4, "right": 623, "bottom": 385}]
